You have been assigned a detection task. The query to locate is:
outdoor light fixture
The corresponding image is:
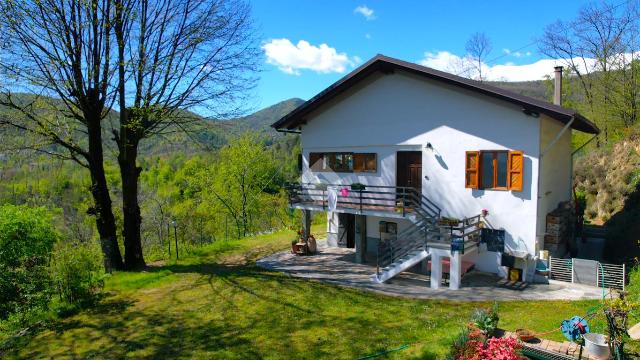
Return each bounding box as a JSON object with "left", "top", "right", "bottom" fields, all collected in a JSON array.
[
  {"left": 171, "top": 219, "right": 177, "bottom": 228},
  {"left": 425, "top": 142, "right": 434, "bottom": 151},
  {"left": 522, "top": 108, "right": 540, "bottom": 118}
]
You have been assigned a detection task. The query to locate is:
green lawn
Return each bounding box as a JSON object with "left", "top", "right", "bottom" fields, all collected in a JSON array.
[{"left": 1, "top": 226, "right": 608, "bottom": 359}]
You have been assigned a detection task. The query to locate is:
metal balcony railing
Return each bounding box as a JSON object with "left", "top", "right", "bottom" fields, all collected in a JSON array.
[{"left": 284, "top": 182, "right": 441, "bottom": 218}]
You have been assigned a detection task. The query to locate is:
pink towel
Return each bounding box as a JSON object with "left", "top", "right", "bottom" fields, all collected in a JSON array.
[{"left": 340, "top": 188, "right": 349, "bottom": 197}]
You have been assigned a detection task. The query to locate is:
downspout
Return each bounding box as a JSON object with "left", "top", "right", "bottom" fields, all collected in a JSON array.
[
  {"left": 540, "top": 117, "right": 574, "bottom": 158},
  {"left": 571, "top": 133, "right": 598, "bottom": 156},
  {"left": 539, "top": 116, "right": 575, "bottom": 202}
]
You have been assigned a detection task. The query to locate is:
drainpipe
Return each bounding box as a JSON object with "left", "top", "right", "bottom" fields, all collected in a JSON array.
[{"left": 540, "top": 118, "right": 574, "bottom": 158}]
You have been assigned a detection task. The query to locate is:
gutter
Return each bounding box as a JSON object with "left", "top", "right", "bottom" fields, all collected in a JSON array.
[{"left": 276, "top": 128, "right": 301, "bottom": 134}]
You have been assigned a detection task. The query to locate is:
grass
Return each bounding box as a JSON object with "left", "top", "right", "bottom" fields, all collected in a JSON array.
[{"left": 0, "top": 225, "right": 610, "bottom": 359}]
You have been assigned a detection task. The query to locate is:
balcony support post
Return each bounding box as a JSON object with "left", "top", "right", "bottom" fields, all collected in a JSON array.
[
  {"left": 302, "top": 209, "right": 312, "bottom": 244},
  {"left": 355, "top": 215, "right": 366, "bottom": 264},
  {"left": 449, "top": 251, "right": 462, "bottom": 290},
  {"left": 430, "top": 252, "right": 442, "bottom": 289}
]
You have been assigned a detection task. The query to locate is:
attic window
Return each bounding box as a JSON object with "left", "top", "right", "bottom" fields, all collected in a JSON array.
[{"left": 309, "top": 152, "right": 377, "bottom": 173}]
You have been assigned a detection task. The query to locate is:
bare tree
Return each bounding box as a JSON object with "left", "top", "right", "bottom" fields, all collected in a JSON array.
[
  {"left": 0, "top": 0, "right": 124, "bottom": 271},
  {"left": 539, "top": 1, "right": 640, "bottom": 142},
  {"left": 465, "top": 32, "right": 492, "bottom": 81},
  {"left": 112, "top": 0, "right": 260, "bottom": 269}
]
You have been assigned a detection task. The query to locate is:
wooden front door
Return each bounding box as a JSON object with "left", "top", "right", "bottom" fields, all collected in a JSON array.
[{"left": 396, "top": 151, "right": 422, "bottom": 192}]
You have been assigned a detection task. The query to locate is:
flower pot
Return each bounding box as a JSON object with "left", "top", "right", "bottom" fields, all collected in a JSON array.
[
  {"left": 351, "top": 183, "right": 366, "bottom": 191},
  {"left": 583, "top": 333, "right": 610, "bottom": 360}
]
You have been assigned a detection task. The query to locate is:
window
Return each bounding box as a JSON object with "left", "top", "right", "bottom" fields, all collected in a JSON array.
[
  {"left": 465, "top": 150, "right": 524, "bottom": 191},
  {"left": 481, "top": 151, "right": 508, "bottom": 190},
  {"left": 308, "top": 152, "right": 377, "bottom": 173},
  {"left": 353, "top": 153, "right": 377, "bottom": 172}
]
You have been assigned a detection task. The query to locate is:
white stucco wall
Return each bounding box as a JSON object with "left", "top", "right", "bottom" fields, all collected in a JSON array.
[
  {"left": 536, "top": 116, "right": 573, "bottom": 250},
  {"left": 297, "top": 70, "right": 575, "bottom": 272}
]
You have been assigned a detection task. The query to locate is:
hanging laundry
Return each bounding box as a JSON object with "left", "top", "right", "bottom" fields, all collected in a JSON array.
[
  {"left": 340, "top": 187, "right": 349, "bottom": 197},
  {"left": 327, "top": 186, "right": 338, "bottom": 211}
]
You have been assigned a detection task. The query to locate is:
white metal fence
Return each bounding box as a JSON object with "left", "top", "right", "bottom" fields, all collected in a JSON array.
[{"left": 549, "top": 257, "right": 626, "bottom": 291}]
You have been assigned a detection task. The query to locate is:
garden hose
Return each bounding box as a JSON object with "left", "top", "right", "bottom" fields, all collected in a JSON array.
[{"left": 355, "top": 344, "right": 410, "bottom": 360}]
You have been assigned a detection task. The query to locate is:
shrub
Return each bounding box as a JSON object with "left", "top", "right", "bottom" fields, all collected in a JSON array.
[
  {"left": 448, "top": 325, "right": 485, "bottom": 360},
  {"left": 471, "top": 303, "right": 499, "bottom": 336},
  {"left": 0, "top": 205, "right": 58, "bottom": 319},
  {"left": 49, "top": 240, "right": 105, "bottom": 305}
]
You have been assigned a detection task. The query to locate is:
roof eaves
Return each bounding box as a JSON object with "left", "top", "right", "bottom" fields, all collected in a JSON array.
[{"left": 271, "top": 54, "right": 601, "bottom": 135}]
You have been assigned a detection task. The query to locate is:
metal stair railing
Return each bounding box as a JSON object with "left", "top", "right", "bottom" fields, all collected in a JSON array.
[
  {"left": 375, "top": 189, "right": 442, "bottom": 275},
  {"left": 375, "top": 192, "right": 483, "bottom": 277}
]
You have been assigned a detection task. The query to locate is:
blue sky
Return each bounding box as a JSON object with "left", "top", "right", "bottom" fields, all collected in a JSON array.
[{"left": 251, "top": 0, "right": 592, "bottom": 109}]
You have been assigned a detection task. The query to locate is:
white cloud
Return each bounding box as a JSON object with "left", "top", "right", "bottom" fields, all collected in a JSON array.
[
  {"left": 418, "top": 50, "right": 605, "bottom": 82},
  {"left": 365, "top": 33, "right": 372, "bottom": 40},
  {"left": 262, "top": 38, "right": 356, "bottom": 75},
  {"left": 354, "top": 5, "right": 375, "bottom": 20},
  {"left": 503, "top": 48, "right": 532, "bottom": 58}
]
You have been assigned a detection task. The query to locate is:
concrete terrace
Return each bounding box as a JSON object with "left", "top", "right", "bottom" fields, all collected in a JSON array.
[{"left": 257, "top": 241, "right": 605, "bottom": 301}]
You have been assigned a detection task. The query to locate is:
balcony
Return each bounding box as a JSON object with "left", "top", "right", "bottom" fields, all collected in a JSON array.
[{"left": 284, "top": 182, "right": 441, "bottom": 220}]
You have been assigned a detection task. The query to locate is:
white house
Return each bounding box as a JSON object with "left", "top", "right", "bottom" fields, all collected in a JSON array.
[{"left": 272, "top": 55, "right": 599, "bottom": 290}]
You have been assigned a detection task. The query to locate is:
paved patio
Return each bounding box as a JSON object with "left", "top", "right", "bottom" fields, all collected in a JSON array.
[{"left": 256, "top": 241, "right": 606, "bottom": 301}]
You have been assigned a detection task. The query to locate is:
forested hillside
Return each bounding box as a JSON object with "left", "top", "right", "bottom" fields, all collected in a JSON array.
[{"left": 0, "top": 97, "right": 305, "bottom": 261}]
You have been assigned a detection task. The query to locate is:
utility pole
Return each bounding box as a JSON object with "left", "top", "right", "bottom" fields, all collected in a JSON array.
[
  {"left": 167, "top": 222, "right": 171, "bottom": 258},
  {"left": 172, "top": 219, "right": 179, "bottom": 260}
]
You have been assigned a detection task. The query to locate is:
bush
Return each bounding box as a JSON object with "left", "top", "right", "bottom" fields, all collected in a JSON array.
[
  {"left": 49, "top": 241, "right": 105, "bottom": 305},
  {"left": 0, "top": 205, "right": 58, "bottom": 319},
  {"left": 471, "top": 303, "right": 499, "bottom": 336}
]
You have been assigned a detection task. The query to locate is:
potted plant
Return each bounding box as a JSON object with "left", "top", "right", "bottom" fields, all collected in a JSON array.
[
  {"left": 307, "top": 234, "right": 317, "bottom": 253},
  {"left": 395, "top": 199, "right": 404, "bottom": 213},
  {"left": 438, "top": 217, "right": 461, "bottom": 227},
  {"left": 351, "top": 183, "right": 366, "bottom": 191},
  {"left": 470, "top": 303, "right": 500, "bottom": 337}
]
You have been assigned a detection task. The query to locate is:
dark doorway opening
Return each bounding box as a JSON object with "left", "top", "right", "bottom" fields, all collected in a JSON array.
[
  {"left": 397, "top": 151, "right": 422, "bottom": 192},
  {"left": 338, "top": 213, "right": 356, "bottom": 248}
]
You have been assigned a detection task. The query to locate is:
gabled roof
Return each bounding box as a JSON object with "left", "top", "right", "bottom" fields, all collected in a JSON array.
[{"left": 271, "top": 54, "right": 600, "bottom": 134}]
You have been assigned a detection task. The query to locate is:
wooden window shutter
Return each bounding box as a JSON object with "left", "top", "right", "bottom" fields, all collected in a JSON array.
[
  {"left": 465, "top": 151, "right": 479, "bottom": 189},
  {"left": 507, "top": 151, "right": 524, "bottom": 191}
]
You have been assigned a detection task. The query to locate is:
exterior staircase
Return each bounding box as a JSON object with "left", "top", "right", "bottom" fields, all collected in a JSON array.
[{"left": 371, "top": 190, "right": 482, "bottom": 284}]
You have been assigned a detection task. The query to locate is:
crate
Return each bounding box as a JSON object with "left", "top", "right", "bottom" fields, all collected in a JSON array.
[{"left": 544, "top": 234, "right": 565, "bottom": 244}]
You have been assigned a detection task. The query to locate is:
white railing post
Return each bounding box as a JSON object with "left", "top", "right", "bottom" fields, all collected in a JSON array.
[{"left": 571, "top": 258, "right": 575, "bottom": 284}]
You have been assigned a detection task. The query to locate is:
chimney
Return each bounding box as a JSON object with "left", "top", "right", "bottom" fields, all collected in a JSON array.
[{"left": 553, "top": 66, "right": 563, "bottom": 106}]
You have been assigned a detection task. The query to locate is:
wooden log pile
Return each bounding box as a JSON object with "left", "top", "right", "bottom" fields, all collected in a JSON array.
[{"left": 544, "top": 201, "right": 574, "bottom": 257}]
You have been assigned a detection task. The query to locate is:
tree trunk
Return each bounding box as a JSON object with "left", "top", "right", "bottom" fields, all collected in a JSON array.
[
  {"left": 87, "top": 119, "right": 124, "bottom": 272},
  {"left": 117, "top": 114, "right": 146, "bottom": 270}
]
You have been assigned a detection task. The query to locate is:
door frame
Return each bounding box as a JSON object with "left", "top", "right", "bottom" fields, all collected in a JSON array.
[{"left": 396, "top": 150, "right": 423, "bottom": 192}]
